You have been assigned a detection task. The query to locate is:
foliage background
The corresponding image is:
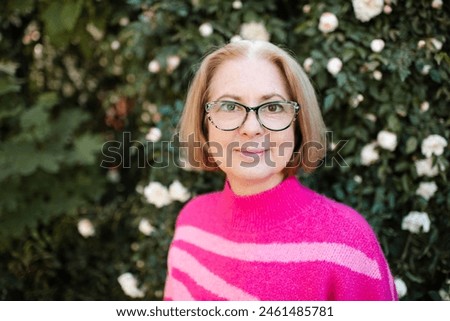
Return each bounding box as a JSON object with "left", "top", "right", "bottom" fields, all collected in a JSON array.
[{"left": 0, "top": 0, "right": 449, "bottom": 300}]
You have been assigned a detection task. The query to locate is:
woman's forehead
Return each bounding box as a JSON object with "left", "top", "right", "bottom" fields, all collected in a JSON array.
[{"left": 208, "top": 58, "right": 289, "bottom": 100}]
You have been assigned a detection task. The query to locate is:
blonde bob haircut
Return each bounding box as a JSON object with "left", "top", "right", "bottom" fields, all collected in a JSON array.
[{"left": 177, "top": 40, "right": 327, "bottom": 176}]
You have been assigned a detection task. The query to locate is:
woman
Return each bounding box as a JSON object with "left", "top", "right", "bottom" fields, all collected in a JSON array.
[{"left": 164, "top": 40, "right": 397, "bottom": 300}]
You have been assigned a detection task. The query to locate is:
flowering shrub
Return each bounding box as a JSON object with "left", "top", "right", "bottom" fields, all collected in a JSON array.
[{"left": 0, "top": 0, "right": 448, "bottom": 300}]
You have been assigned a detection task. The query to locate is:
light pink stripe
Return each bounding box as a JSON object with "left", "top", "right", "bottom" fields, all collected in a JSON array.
[
  {"left": 163, "top": 273, "right": 173, "bottom": 300},
  {"left": 174, "top": 225, "right": 381, "bottom": 280},
  {"left": 165, "top": 272, "right": 194, "bottom": 300},
  {"left": 170, "top": 277, "right": 195, "bottom": 301},
  {"left": 170, "top": 247, "right": 259, "bottom": 300}
]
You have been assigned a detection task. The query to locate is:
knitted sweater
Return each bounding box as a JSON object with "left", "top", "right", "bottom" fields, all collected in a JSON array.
[{"left": 164, "top": 176, "right": 397, "bottom": 301}]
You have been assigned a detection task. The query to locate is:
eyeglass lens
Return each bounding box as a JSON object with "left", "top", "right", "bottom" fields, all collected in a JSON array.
[{"left": 207, "top": 101, "right": 297, "bottom": 131}]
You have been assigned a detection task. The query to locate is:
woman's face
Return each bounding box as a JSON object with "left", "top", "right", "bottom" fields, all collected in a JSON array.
[{"left": 207, "top": 57, "right": 296, "bottom": 195}]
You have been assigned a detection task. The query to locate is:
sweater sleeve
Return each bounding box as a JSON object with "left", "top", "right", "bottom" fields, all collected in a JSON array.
[
  {"left": 330, "top": 247, "right": 398, "bottom": 300},
  {"left": 329, "top": 208, "right": 398, "bottom": 301}
]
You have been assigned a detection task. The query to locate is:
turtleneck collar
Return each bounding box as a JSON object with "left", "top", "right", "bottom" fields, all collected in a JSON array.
[{"left": 216, "top": 176, "right": 318, "bottom": 233}]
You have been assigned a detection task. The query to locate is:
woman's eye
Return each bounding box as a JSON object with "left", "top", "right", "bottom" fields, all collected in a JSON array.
[
  {"left": 266, "top": 104, "right": 282, "bottom": 112},
  {"left": 220, "top": 103, "right": 237, "bottom": 111}
]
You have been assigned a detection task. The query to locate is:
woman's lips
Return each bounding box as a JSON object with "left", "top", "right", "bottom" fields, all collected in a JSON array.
[{"left": 236, "top": 148, "right": 268, "bottom": 160}]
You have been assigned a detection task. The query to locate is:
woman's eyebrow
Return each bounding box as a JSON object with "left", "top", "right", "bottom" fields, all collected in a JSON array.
[
  {"left": 261, "top": 93, "right": 287, "bottom": 101},
  {"left": 214, "top": 93, "right": 287, "bottom": 101},
  {"left": 215, "top": 94, "right": 241, "bottom": 101}
]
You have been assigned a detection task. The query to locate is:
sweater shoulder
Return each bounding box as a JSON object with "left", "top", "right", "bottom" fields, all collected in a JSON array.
[
  {"left": 175, "top": 190, "right": 220, "bottom": 226},
  {"left": 305, "top": 190, "right": 381, "bottom": 250},
  {"left": 321, "top": 194, "right": 372, "bottom": 230}
]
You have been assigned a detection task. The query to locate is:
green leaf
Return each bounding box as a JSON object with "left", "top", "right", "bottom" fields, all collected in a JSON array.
[
  {"left": 0, "top": 142, "right": 39, "bottom": 178},
  {"left": 429, "top": 69, "right": 441, "bottom": 83},
  {"left": 7, "top": 0, "right": 35, "bottom": 14},
  {"left": 387, "top": 114, "right": 401, "bottom": 131},
  {"left": 405, "top": 137, "right": 418, "bottom": 154},
  {"left": 336, "top": 73, "right": 348, "bottom": 87},
  {"left": 434, "top": 52, "right": 450, "bottom": 66},
  {"left": 36, "top": 92, "right": 59, "bottom": 109},
  {"left": 41, "top": 1, "right": 83, "bottom": 47},
  {"left": 36, "top": 152, "right": 61, "bottom": 173},
  {"left": 0, "top": 76, "right": 21, "bottom": 95},
  {"left": 19, "top": 93, "right": 58, "bottom": 141},
  {"left": 61, "top": 0, "right": 84, "bottom": 31},
  {"left": 73, "top": 134, "right": 104, "bottom": 165},
  {"left": 20, "top": 105, "right": 49, "bottom": 130},
  {"left": 323, "top": 94, "right": 336, "bottom": 112}
]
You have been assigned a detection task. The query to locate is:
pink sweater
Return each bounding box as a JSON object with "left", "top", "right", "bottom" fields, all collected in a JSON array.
[{"left": 164, "top": 176, "right": 397, "bottom": 300}]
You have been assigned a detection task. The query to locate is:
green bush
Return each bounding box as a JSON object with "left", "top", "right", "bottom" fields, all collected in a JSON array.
[{"left": 0, "top": 0, "right": 448, "bottom": 300}]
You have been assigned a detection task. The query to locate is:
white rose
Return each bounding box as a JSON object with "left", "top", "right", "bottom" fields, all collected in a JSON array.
[
  {"left": 138, "top": 218, "right": 155, "bottom": 236},
  {"left": 370, "top": 39, "right": 385, "bottom": 53},
  {"left": 383, "top": 4, "right": 392, "bottom": 14},
  {"left": 130, "top": 242, "right": 139, "bottom": 251},
  {"left": 232, "top": 0, "right": 242, "bottom": 9},
  {"left": 394, "top": 278, "right": 408, "bottom": 299},
  {"left": 377, "top": 130, "right": 397, "bottom": 151},
  {"left": 77, "top": 219, "right": 95, "bottom": 238},
  {"left": 432, "top": 0, "right": 443, "bottom": 9},
  {"left": 415, "top": 182, "right": 438, "bottom": 201},
  {"left": 166, "top": 55, "right": 181, "bottom": 73},
  {"left": 421, "top": 65, "right": 432, "bottom": 75},
  {"left": 352, "top": 0, "right": 384, "bottom": 22},
  {"left": 147, "top": 60, "right": 160, "bottom": 73},
  {"left": 430, "top": 38, "right": 443, "bottom": 51},
  {"left": 318, "top": 12, "right": 339, "bottom": 33},
  {"left": 135, "top": 184, "right": 144, "bottom": 194},
  {"left": 119, "top": 17, "right": 130, "bottom": 26},
  {"left": 327, "top": 57, "right": 343, "bottom": 76},
  {"left": 415, "top": 158, "right": 441, "bottom": 177},
  {"left": 86, "top": 23, "right": 104, "bottom": 41},
  {"left": 401, "top": 211, "right": 431, "bottom": 233},
  {"left": 107, "top": 168, "right": 120, "bottom": 183},
  {"left": 169, "top": 180, "right": 191, "bottom": 202},
  {"left": 199, "top": 22, "right": 213, "bottom": 37},
  {"left": 143, "top": 102, "right": 157, "bottom": 114},
  {"left": 365, "top": 113, "right": 377, "bottom": 122},
  {"left": 117, "top": 273, "right": 145, "bottom": 298},
  {"left": 240, "top": 21, "right": 270, "bottom": 41},
  {"left": 141, "top": 113, "right": 151, "bottom": 123},
  {"left": 303, "top": 57, "right": 314, "bottom": 73},
  {"left": 143, "top": 181, "right": 172, "bottom": 208},
  {"left": 417, "top": 40, "right": 426, "bottom": 49},
  {"left": 420, "top": 101, "right": 429, "bottom": 112},
  {"left": 145, "top": 127, "right": 162, "bottom": 142},
  {"left": 354, "top": 175, "right": 363, "bottom": 184},
  {"left": 361, "top": 141, "right": 380, "bottom": 165},
  {"left": 136, "top": 260, "right": 145, "bottom": 269},
  {"left": 421, "top": 134, "right": 448, "bottom": 158},
  {"left": 111, "top": 40, "right": 120, "bottom": 51},
  {"left": 439, "top": 289, "right": 450, "bottom": 301},
  {"left": 373, "top": 70, "right": 383, "bottom": 80},
  {"left": 350, "top": 94, "right": 364, "bottom": 108},
  {"left": 230, "top": 35, "right": 243, "bottom": 43},
  {"left": 303, "top": 4, "right": 311, "bottom": 14}
]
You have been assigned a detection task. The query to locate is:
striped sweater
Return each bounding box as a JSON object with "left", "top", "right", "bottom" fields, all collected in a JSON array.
[{"left": 164, "top": 176, "right": 397, "bottom": 300}]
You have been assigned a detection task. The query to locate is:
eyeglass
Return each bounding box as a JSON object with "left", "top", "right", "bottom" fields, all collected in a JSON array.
[{"left": 205, "top": 100, "right": 300, "bottom": 131}]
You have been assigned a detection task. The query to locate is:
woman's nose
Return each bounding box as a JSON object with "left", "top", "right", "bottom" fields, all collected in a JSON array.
[{"left": 238, "top": 110, "right": 264, "bottom": 136}]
